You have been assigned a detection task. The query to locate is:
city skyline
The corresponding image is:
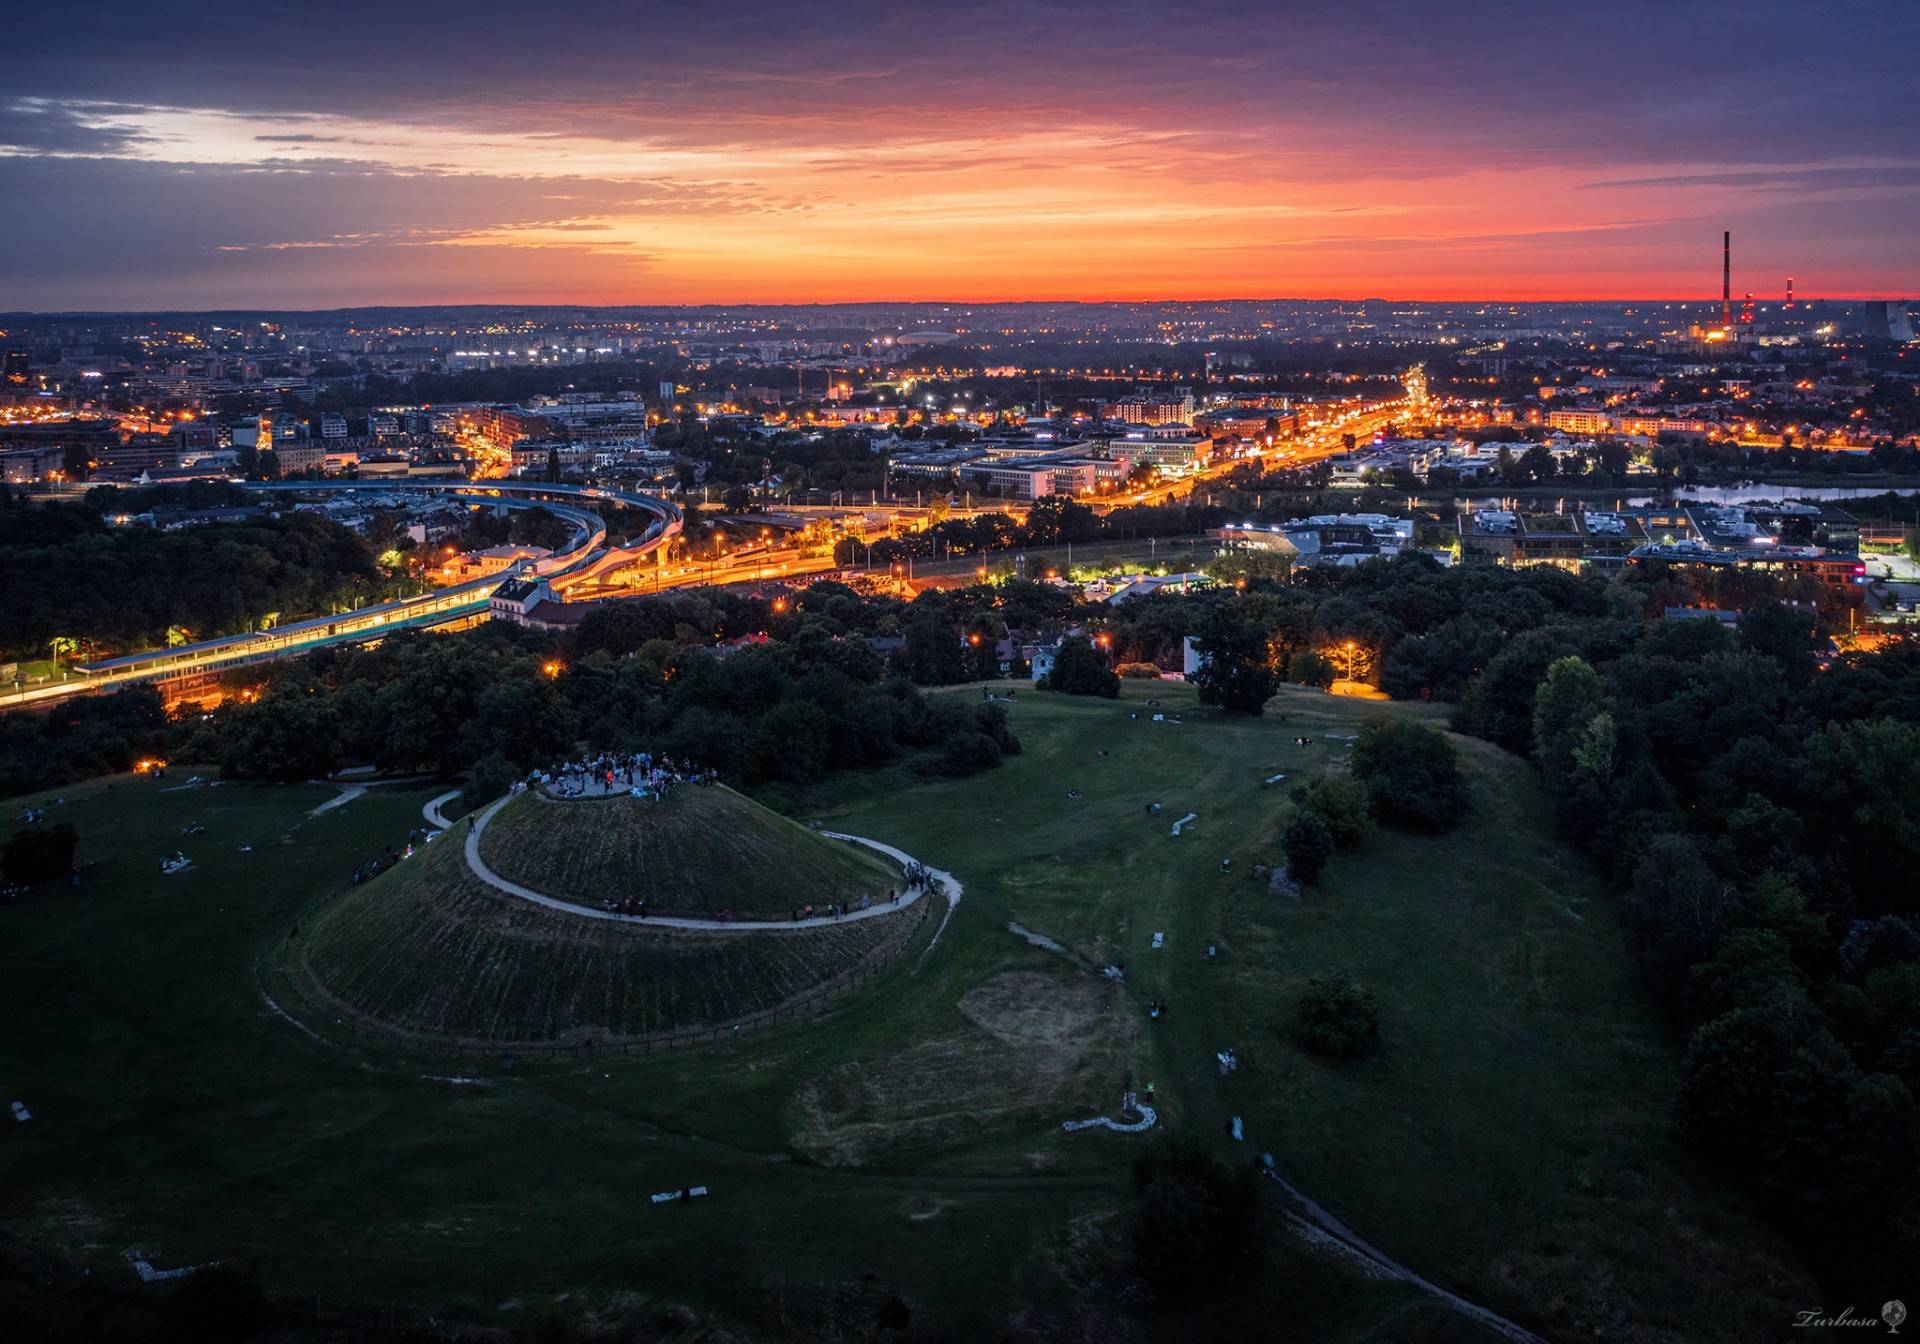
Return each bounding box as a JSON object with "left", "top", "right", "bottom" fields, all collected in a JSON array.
[{"left": 4, "top": 1, "right": 1919, "bottom": 310}]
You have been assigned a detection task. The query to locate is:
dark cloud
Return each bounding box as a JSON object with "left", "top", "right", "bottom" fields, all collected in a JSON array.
[
  {"left": 0, "top": 99, "right": 152, "bottom": 155},
  {"left": 1585, "top": 165, "right": 1920, "bottom": 194},
  {"left": 1187, "top": 219, "right": 1686, "bottom": 255},
  {"left": 0, "top": 156, "right": 657, "bottom": 308},
  {"left": 6, "top": 2, "right": 1916, "bottom": 166},
  {"left": 2, "top": 2, "right": 1916, "bottom": 304}
]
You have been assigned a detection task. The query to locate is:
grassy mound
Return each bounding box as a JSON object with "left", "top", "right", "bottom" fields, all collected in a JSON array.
[
  {"left": 478, "top": 784, "right": 902, "bottom": 919},
  {"left": 775, "top": 683, "right": 1815, "bottom": 1341},
  {"left": 295, "top": 830, "right": 921, "bottom": 1046}
]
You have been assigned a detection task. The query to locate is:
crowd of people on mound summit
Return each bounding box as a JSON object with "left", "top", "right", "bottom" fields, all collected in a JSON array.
[
  {"left": 522, "top": 751, "right": 718, "bottom": 802},
  {"left": 333, "top": 752, "right": 938, "bottom": 925}
]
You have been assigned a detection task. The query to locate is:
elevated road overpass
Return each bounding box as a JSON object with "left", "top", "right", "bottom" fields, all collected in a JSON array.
[{"left": 0, "top": 480, "right": 681, "bottom": 712}]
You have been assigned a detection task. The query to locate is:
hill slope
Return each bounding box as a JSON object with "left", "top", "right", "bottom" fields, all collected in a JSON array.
[
  {"left": 478, "top": 784, "right": 902, "bottom": 919},
  {"left": 766, "top": 683, "right": 1815, "bottom": 1344},
  {"left": 294, "top": 831, "right": 921, "bottom": 1046}
]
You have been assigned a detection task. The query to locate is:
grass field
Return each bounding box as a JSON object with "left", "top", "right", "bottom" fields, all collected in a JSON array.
[
  {"left": 292, "top": 821, "right": 920, "bottom": 1045},
  {"left": 0, "top": 687, "right": 1815, "bottom": 1340},
  {"left": 478, "top": 784, "right": 902, "bottom": 920},
  {"left": 757, "top": 683, "right": 1815, "bottom": 1341}
]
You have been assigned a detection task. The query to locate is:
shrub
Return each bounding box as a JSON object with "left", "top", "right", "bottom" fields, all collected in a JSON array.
[
  {"left": 1282, "top": 809, "right": 1335, "bottom": 884},
  {"left": 744, "top": 700, "right": 833, "bottom": 783},
  {"left": 1350, "top": 719, "right": 1467, "bottom": 832},
  {"left": 2, "top": 822, "right": 78, "bottom": 886},
  {"left": 1128, "top": 1133, "right": 1258, "bottom": 1302},
  {"left": 460, "top": 751, "right": 519, "bottom": 816},
  {"left": 1294, "top": 775, "right": 1372, "bottom": 849},
  {"left": 921, "top": 730, "right": 1004, "bottom": 777},
  {"left": 1041, "top": 636, "right": 1120, "bottom": 698},
  {"left": 1292, "top": 969, "right": 1380, "bottom": 1057},
  {"left": 1116, "top": 661, "right": 1162, "bottom": 679},
  {"left": 1289, "top": 649, "right": 1336, "bottom": 687}
]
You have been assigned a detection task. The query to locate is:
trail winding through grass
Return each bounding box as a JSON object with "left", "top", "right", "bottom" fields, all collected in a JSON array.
[
  {"left": 459, "top": 792, "right": 959, "bottom": 934},
  {"left": 423, "top": 789, "right": 459, "bottom": 829}
]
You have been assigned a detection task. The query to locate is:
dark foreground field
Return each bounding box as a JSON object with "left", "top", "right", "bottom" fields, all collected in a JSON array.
[{"left": 0, "top": 685, "right": 1811, "bottom": 1340}]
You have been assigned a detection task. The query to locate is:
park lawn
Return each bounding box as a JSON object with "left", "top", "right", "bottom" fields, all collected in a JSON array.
[
  {"left": 0, "top": 684, "right": 1814, "bottom": 1341},
  {"left": 0, "top": 769, "right": 1130, "bottom": 1334},
  {"left": 763, "top": 681, "right": 1816, "bottom": 1343},
  {"left": 0, "top": 752, "right": 1433, "bottom": 1340},
  {"left": 1208, "top": 719, "right": 1812, "bottom": 1341}
]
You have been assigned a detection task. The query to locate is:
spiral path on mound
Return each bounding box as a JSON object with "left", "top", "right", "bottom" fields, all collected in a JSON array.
[{"left": 426, "top": 789, "right": 962, "bottom": 933}]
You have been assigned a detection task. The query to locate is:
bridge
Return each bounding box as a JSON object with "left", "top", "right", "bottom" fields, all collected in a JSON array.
[{"left": 0, "top": 480, "right": 682, "bottom": 712}]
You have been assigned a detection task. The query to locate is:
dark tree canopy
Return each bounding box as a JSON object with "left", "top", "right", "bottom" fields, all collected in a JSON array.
[
  {"left": 1127, "top": 1135, "right": 1259, "bottom": 1303},
  {"left": 1041, "top": 635, "right": 1119, "bottom": 698},
  {"left": 0, "top": 497, "right": 389, "bottom": 662},
  {"left": 1292, "top": 969, "right": 1381, "bottom": 1058},
  {"left": 172, "top": 585, "right": 1019, "bottom": 796},
  {"left": 1282, "top": 809, "right": 1335, "bottom": 884},
  {"left": 1350, "top": 719, "right": 1467, "bottom": 832},
  {"left": 2, "top": 822, "right": 79, "bottom": 886}
]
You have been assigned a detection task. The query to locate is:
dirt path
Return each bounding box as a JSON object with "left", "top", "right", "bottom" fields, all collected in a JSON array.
[
  {"left": 1260, "top": 1169, "right": 1548, "bottom": 1342},
  {"left": 461, "top": 792, "right": 961, "bottom": 933}
]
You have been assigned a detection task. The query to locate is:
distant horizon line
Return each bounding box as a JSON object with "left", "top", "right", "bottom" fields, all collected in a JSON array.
[{"left": 2, "top": 293, "right": 1913, "bottom": 320}]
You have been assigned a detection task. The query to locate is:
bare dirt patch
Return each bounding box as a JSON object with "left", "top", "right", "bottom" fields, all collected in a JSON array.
[
  {"left": 956, "top": 969, "right": 1108, "bottom": 1046},
  {"left": 788, "top": 970, "right": 1136, "bottom": 1166}
]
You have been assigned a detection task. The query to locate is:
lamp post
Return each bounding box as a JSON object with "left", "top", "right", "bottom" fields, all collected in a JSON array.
[{"left": 1343, "top": 641, "right": 1357, "bottom": 681}]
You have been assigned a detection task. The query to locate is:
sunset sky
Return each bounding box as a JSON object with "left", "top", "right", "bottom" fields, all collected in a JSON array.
[{"left": 4, "top": 1, "right": 1917, "bottom": 310}]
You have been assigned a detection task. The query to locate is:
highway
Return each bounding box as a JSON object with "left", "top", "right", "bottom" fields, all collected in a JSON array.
[
  {"left": 0, "top": 480, "right": 681, "bottom": 712},
  {"left": 2, "top": 396, "right": 1409, "bottom": 712},
  {"left": 1095, "top": 396, "right": 1409, "bottom": 510}
]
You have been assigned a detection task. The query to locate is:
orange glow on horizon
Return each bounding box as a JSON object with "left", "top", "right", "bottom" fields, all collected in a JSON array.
[{"left": 9, "top": 103, "right": 1916, "bottom": 307}]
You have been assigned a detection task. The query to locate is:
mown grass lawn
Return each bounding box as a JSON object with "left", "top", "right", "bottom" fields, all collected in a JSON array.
[
  {"left": 0, "top": 684, "right": 1814, "bottom": 1341},
  {"left": 293, "top": 822, "right": 918, "bottom": 1044},
  {"left": 0, "top": 769, "right": 1104, "bottom": 1333},
  {"left": 479, "top": 783, "right": 901, "bottom": 920},
  {"left": 759, "top": 681, "right": 1815, "bottom": 1343}
]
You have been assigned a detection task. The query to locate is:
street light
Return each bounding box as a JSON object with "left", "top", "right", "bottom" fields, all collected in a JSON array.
[{"left": 1343, "top": 641, "right": 1357, "bottom": 680}]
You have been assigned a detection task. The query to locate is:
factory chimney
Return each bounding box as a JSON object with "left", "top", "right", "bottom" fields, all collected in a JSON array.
[
  {"left": 1785, "top": 276, "right": 1796, "bottom": 310},
  {"left": 1721, "top": 231, "right": 1732, "bottom": 328}
]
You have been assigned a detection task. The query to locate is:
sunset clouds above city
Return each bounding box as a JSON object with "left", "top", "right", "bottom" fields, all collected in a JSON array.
[{"left": 5, "top": 0, "right": 1917, "bottom": 309}]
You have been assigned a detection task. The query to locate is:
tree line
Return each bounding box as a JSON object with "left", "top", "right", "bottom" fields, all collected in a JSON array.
[
  {"left": 839, "top": 497, "right": 1230, "bottom": 566},
  {"left": 989, "top": 544, "right": 1917, "bottom": 1298},
  {"left": 0, "top": 495, "right": 394, "bottom": 663},
  {"left": 1505, "top": 622, "right": 1920, "bottom": 1295},
  {"left": 169, "top": 583, "right": 1019, "bottom": 808}
]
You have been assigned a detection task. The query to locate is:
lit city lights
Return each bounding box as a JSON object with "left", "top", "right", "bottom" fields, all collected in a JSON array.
[{"left": 0, "top": 4, "right": 1916, "bottom": 1341}]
